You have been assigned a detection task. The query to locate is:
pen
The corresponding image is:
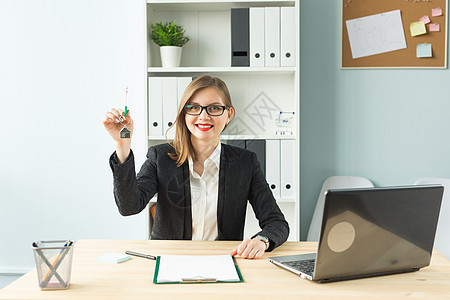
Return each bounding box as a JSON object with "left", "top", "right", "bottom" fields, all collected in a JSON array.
[
  {"left": 125, "top": 250, "right": 156, "bottom": 260},
  {"left": 41, "top": 240, "right": 71, "bottom": 285},
  {"left": 124, "top": 86, "right": 128, "bottom": 117}
]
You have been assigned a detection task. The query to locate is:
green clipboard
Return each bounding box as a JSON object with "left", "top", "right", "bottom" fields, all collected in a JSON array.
[{"left": 153, "top": 255, "right": 244, "bottom": 284}]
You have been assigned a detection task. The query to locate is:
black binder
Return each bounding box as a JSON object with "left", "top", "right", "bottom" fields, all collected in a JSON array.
[
  {"left": 231, "top": 8, "right": 249, "bottom": 67},
  {"left": 245, "top": 140, "right": 266, "bottom": 176},
  {"left": 227, "top": 140, "right": 245, "bottom": 149}
]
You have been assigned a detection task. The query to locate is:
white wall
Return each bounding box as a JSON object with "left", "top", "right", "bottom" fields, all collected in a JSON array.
[{"left": 0, "top": 0, "right": 147, "bottom": 272}]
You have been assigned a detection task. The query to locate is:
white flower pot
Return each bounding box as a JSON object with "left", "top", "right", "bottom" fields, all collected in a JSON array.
[{"left": 160, "top": 46, "right": 182, "bottom": 68}]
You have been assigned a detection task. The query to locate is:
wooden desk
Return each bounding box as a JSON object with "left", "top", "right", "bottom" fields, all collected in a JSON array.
[{"left": 1, "top": 240, "right": 450, "bottom": 299}]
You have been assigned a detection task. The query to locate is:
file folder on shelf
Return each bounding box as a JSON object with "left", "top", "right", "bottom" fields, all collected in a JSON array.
[
  {"left": 246, "top": 140, "right": 266, "bottom": 177},
  {"left": 227, "top": 140, "right": 246, "bottom": 149},
  {"left": 148, "top": 77, "right": 163, "bottom": 137},
  {"left": 231, "top": 8, "right": 250, "bottom": 67},
  {"left": 266, "top": 140, "right": 280, "bottom": 199},
  {"left": 250, "top": 7, "right": 265, "bottom": 67},
  {"left": 280, "top": 139, "right": 295, "bottom": 198},
  {"left": 162, "top": 77, "right": 178, "bottom": 139},
  {"left": 281, "top": 7, "right": 296, "bottom": 67},
  {"left": 265, "top": 7, "right": 280, "bottom": 67},
  {"left": 177, "top": 77, "right": 192, "bottom": 108}
]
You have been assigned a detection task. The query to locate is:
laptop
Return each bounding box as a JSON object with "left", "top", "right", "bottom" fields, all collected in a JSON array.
[{"left": 269, "top": 185, "right": 443, "bottom": 283}]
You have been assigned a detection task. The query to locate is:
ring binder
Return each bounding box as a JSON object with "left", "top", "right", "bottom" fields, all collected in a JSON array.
[{"left": 231, "top": 8, "right": 250, "bottom": 66}]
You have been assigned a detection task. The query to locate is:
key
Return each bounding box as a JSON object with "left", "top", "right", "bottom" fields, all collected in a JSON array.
[{"left": 120, "top": 127, "right": 131, "bottom": 139}]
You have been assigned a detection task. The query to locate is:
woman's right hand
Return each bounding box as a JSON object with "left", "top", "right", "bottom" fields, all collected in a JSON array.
[
  {"left": 102, "top": 108, "right": 134, "bottom": 143},
  {"left": 102, "top": 108, "right": 134, "bottom": 163}
]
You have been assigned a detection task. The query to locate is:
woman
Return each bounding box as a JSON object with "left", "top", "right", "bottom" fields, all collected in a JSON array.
[{"left": 103, "top": 75, "right": 289, "bottom": 259}]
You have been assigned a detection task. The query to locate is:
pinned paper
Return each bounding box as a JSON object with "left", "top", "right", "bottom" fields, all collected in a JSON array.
[
  {"left": 417, "top": 43, "right": 432, "bottom": 58},
  {"left": 345, "top": 10, "right": 407, "bottom": 59},
  {"left": 432, "top": 8, "right": 443, "bottom": 17},
  {"left": 420, "top": 16, "right": 431, "bottom": 24},
  {"left": 410, "top": 21, "right": 427, "bottom": 36},
  {"left": 429, "top": 23, "right": 440, "bottom": 32}
]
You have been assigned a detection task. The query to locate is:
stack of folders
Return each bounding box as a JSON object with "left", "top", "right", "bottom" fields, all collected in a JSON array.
[
  {"left": 227, "top": 139, "right": 295, "bottom": 199},
  {"left": 231, "top": 7, "right": 296, "bottom": 67},
  {"left": 148, "top": 77, "right": 192, "bottom": 138}
]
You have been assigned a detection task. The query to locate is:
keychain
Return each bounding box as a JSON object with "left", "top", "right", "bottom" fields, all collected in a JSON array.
[{"left": 119, "top": 87, "right": 131, "bottom": 139}]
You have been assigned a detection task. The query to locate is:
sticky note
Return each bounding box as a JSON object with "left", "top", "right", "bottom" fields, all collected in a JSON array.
[
  {"left": 410, "top": 21, "right": 427, "bottom": 37},
  {"left": 420, "top": 16, "right": 431, "bottom": 24},
  {"left": 95, "top": 253, "right": 131, "bottom": 264},
  {"left": 429, "top": 23, "right": 440, "bottom": 32},
  {"left": 432, "top": 8, "right": 443, "bottom": 17},
  {"left": 417, "top": 43, "right": 432, "bottom": 58}
]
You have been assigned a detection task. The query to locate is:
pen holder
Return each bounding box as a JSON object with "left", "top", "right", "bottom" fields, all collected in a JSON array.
[{"left": 32, "top": 240, "right": 74, "bottom": 290}]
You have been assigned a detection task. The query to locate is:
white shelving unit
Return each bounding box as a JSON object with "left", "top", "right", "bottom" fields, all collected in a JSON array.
[
  {"left": 144, "top": 0, "right": 300, "bottom": 240},
  {"left": 148, "top": 66, "right": 295, "bottom": 74}
]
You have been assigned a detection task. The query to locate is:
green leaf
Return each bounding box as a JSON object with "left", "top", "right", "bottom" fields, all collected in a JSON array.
[{"left": 150, "top": 21, "right": 190, "bottom": 47}]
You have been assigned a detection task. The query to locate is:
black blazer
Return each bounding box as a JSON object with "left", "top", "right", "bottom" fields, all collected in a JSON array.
[{"left": 109, "top": 143, "right": 289, "bottom": 251}]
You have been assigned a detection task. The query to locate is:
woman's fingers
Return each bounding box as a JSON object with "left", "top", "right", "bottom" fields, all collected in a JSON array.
[
  {"left": 232, "top": 238, "right": 265, "bottom": 259},
  {"left": 103, "top": 108, "right": 134, "bottom": 145},
  {"left": 104, "top": 111, "right": 120, "bottom": 123},
  {"left": 104, "top": 108, "right": 132, "bottom": 124},
  {"left": 248, "top": 248, "right": 263, "bottom": 259}
]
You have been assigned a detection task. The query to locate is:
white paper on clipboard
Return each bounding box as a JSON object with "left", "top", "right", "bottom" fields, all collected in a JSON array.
[{"left": 155, "top": 255, "right": 241, "bottom": 283}]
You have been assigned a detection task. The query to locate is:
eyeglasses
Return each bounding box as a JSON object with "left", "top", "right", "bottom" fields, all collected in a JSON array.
[{"left": 184, "top": 104, "right": 230, "bottom": 116}]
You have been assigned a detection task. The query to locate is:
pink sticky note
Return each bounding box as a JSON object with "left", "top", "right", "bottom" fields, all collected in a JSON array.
[
  {"left": 432, "top": 8, "right": 443, "bottom": 17},
  {"left": 420, "top": 16, "right": 431, "bottom": 24},
  {"left": 429, "top": 23, "right": 440, "bottom": 32}
]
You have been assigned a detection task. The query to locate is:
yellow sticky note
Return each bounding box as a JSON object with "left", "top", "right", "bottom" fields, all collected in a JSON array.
[{"left": 410, "top": 21, "right": 427, "bottom": 37}]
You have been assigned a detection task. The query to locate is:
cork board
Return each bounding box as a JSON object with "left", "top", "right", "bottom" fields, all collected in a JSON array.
[{"left": 342, "top": 0, "right": 448, "bottom": 68}]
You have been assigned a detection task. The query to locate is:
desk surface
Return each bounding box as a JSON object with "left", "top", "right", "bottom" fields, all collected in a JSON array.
[{"left": 1, "top": 239, "right": 450, "bottom": 299}]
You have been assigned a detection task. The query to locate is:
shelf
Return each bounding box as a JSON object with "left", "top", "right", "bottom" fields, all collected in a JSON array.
[
  {"left": 147, "top": 0, "right": 296, "bottom": 11},
  {"left": 148, "top": 0, "right": 295, "bottom": 3},
  {"left": 148, "top": 135, "right": 295, "bottom": 140},
  {"left": 276, "top": 198, "right": 296, "bottom": 203},
  {"left": 221, "top": 135, "right": 296, "bottom": 140},
  {"left": 147, "top": 67, "right": 295, "bottom": 75}
]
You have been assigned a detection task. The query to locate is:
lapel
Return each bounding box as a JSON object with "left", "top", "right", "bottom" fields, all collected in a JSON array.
[
  {"left": 217, "top": 144, "right": 233, "bottom": 239},
  {"left": 182, "top": 162, "right": 192, "bottom": 240}
]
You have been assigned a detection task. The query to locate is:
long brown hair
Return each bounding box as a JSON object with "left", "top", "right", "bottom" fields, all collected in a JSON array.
[{"left": 167, "top": 75, "right": 235, "bottom": 166}]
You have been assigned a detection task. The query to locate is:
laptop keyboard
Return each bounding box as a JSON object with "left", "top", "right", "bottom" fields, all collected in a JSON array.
[{"left": 284, "top": 259, "right": 315, "bottom": 276}]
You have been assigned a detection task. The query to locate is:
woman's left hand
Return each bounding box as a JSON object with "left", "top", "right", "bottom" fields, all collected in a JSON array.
[{"left": 230, "top": 238, "right": 266, "bottom": 259}]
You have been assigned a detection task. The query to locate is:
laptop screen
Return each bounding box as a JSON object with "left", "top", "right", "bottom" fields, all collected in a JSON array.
[{"left": 314, "top": 185, "right": 443, "bottom": 281}]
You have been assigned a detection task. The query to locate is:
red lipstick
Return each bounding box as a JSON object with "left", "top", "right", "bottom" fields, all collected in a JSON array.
[{"left": 196, "top": 123, "right": 213, "bottom": 131}]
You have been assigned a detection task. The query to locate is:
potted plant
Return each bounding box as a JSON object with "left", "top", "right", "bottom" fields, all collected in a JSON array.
[{"left": 150, "top": 21, "right": 190, "bottom": 68}]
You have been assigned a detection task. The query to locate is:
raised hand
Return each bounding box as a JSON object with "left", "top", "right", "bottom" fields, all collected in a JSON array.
[{"left": 102, "top": 108, "right": 134, "bottom": 163}]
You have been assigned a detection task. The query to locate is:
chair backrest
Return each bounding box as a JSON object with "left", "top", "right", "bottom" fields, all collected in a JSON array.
[
  {"left": 149, "top": 204, "right": 156, "bottom": 239},
  {"left": 307, "top": 176, "right": 374, "bottom": 241},
  {"left": 415, "top": 178, "right": 450, "bottom": 260}
]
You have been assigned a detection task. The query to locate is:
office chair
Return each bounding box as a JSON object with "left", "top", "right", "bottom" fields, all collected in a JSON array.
[
  {"left": 149, "top": 203, "right": 156, "bottom": 239},
  {"left": 306, "top": 176, "right": 374, "bottom": 241},
  {"left": 415, "top": 178, "right": 450, "bottom": 260}
]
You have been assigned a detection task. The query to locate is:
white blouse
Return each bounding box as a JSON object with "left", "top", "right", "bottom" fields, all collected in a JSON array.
[{"left": 188, "top": 143, "right": 221, "bottom": 241}]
